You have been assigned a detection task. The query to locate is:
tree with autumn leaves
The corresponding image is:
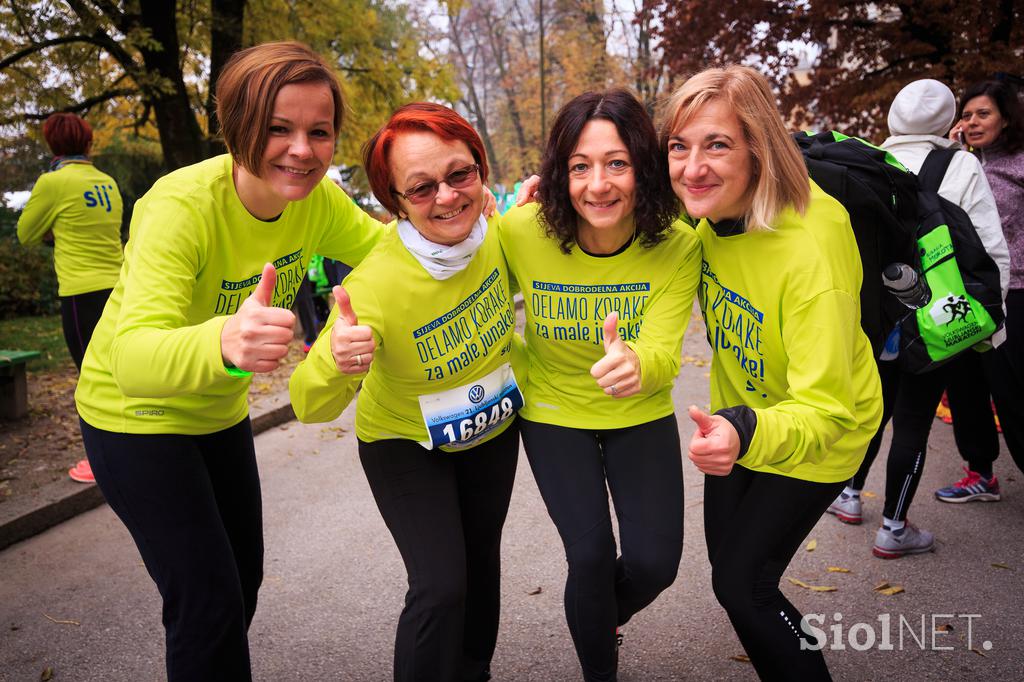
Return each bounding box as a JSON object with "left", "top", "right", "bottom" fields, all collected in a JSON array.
[
  {"left": 655, "top": 1, "right": 1023, "bottom": 139},
  {"left": 0, "top": 0, "right": 457, "bottom": 182},
  {"left": 2, "top": 1, "right": 1020, "bottom": 192}
]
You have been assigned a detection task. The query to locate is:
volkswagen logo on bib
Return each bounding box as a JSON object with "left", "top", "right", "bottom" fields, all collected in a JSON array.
[{"left": 468, "top": 384, "right": 486, "bottom": 404}]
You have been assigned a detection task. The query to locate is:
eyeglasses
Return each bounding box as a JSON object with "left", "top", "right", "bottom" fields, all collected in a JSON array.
[{"left": 393, "top": 163, "right": 480, "bottom": 204}]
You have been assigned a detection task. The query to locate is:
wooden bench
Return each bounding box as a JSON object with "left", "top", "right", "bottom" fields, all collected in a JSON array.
[{"left": 0, "top": 350, "right": 41, "bottom": 420}]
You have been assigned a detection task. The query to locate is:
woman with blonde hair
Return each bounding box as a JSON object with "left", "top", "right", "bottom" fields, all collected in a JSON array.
[
  {"left": 661, "top": 65, "right": 882, "bottom": 679},
  {"left": 74, "top": 41, "right": 384, "bottom": 679}
]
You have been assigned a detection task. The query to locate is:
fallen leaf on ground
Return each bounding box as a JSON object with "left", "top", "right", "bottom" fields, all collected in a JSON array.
[
  {"left": 40, "top": 667, "right": 53, "bottom": 681},
  {"left": 862, "top": 491, "right": 877, "bottom": 498},
  {"left": 872, "top": 580, "right": 905, "bottom": 595},
  {"left": 527, "top": 586, "right": 542, "bottom": 596},
  {"left": 806, "top": 539, "right": 817, "bottom": 552},
  {"left": 991, "top": 562, "right": 1013, "bottom": 570},
  {"left": 787, "top": 577, "right": 836, "bottom": 591},
  {"left": 971, "top": 647, "right": 987, "bottom": 657},
  {"left": 826, "top": 567, "right": 851, "bottom": 573},
  {"left": 43, "top": 614, "right": 79, "bottom": 626},
  {"left": 730, "top": 654, "right": 750, "bottom": 663},
  {"left": 935, "top": 624, "right": 953, "bottom": 632}
]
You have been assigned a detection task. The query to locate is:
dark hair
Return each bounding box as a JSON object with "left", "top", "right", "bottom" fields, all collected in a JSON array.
[
  {"left": 42, "top": 113, "right": 93, "bottom": 156},
  {"left": 362, "top": 102, "right": 489, "bottom": 217},
  {"left": 958, "top": 80, "right": 1024, "bottom": 153},
  {"left": 539, "top": 89, "right": 678, "bottom": 253},
  {"left": 216, "top": 41, "right": 345, "bottom": 175}
]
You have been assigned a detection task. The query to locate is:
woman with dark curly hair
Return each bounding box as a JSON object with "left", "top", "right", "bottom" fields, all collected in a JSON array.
[{"left": 499, "top": 89, "right": 701, "bottom": 681}]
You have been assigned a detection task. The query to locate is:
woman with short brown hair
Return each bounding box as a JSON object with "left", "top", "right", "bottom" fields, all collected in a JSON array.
[{"left": 74, "top": 41, "right": 383, "bottom": 680}]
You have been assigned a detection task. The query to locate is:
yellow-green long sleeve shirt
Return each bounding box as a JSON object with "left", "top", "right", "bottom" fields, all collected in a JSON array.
[
  {"left": 75, "top": 154, "right": 383, "bottom": 435},
  {"left": 289, "top": 218, "right": 526, "bottom": 451},
  {"left": 697, "top": 180, "right": 883, "bottom": 483},
  {"left": 17, "top": 161, "right": 124, "bottom": 296},
  {"left": 499, "top": 203, "right": 701, "bottom": 429}
]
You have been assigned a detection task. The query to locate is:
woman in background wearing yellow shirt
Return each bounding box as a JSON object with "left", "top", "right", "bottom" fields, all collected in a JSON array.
[{"left": 16, "top": 112, "right": 124, "bottom": 483}]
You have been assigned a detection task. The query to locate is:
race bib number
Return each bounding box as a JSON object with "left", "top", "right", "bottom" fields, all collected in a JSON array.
[{"left": 417, "top": 363, "right": 524, "bottom": 450}]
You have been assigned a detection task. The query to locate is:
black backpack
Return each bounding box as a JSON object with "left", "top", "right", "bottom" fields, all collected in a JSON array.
[
  {"left": 793, "top": 132, "right": 1004, "bottom": 372},
  {"left": 893, "top": 149, "right": 1004, "bottom": 372},
  {"left": 793, "top": 131, "right": 918, "bottom": 359}
]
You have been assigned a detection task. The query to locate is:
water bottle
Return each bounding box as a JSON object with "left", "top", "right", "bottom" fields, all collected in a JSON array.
[{"left": 882, "top": 263, "right": 930, "bottom": 309}]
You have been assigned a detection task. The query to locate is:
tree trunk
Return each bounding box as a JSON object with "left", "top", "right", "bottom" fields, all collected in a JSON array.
[
  {"left": 449, "top": 9, "right": 501, "bottom": 180},
  {"left": 539, "top": 0, "right": 546, "bottom": 143},
  {"left": 206, "top": 0, "right": 247, "bottom": 153},
  {"left": 137, "top": 0, "right": 207, "bottom": 168},
  {"left": 484, "top": 15, "right": 528, "bottom": 154}
]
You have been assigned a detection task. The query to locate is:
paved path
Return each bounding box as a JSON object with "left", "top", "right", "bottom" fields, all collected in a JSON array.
[{"left": 2, "top": 317, "right": 1022, "bottom": 680}]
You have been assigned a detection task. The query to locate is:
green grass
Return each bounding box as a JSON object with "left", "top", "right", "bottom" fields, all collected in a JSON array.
[{"left": 0, "top": 314, "right": 75, "bottom": 372}]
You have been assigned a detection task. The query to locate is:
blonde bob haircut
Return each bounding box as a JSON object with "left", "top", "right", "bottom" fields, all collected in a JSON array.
[
  {"left": 216, "top": 41, "right": 344, "bottom": 175},
  {"left": 661, "top": 65, "right": 809, "bottom": 231}
]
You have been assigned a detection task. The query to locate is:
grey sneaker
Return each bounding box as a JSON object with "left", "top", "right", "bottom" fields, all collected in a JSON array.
[
  {"left": 872, "top": 522, "right": 935, "bottom": 559},
  {"left": 826, "top": 492, "right": 862, "bottom": 524}
]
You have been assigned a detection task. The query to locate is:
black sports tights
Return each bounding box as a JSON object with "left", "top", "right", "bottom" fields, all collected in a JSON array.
[
  {"left": 521, "top": 415, "right": 683, "bottom": 682},
  {"left": 705, "top": 464, "right": 842, "bottom": 681}
]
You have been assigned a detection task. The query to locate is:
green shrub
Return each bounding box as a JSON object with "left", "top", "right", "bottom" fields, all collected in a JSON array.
[{"left": 0, "top": 206, "right": 59, "bottom": 318}]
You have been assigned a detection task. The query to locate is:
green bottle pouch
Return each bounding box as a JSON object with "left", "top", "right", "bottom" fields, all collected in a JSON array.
[{"left": 915, "top": 225, "right": 997, "bottom": 361}]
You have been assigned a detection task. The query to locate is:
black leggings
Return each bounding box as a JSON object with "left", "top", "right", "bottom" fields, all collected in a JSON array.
[
  {"left": 521, "top": 415, "right": 683, "bottom": 682},
  {"left": 851, "top": 351, "right": 998, "bottom": 519},
  {"left": 80, "top": 417, "right": 262, "bottom": 682},
  {"left": 705, "top": 465, "right": 842, "bottom": 681},
  {"left": 60, "top": 288, "right": 112, "bottom": 370},
  {"left": 981, "top": 289, "right": 1024, "bottom": 474},
  {"left": 358, "top": 422, "right": 519, "bottom": 682}
]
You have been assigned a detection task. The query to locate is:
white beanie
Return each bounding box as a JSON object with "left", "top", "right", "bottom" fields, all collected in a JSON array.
[{"left": 887, "top": 79, "right": 956, "bottom": 137}]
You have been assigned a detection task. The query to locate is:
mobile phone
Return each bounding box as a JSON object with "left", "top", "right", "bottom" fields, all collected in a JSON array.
[{"left": 957, "top": 130, "right": 966, "bottom": 145}]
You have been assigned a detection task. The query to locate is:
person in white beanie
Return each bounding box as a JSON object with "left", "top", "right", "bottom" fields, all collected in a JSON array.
[
  {"left": 884, "top": 79, "right": 1010, "bottom": 291},
  {"left": 826, "top": 78, "right": 1010, "bottom": 559}
]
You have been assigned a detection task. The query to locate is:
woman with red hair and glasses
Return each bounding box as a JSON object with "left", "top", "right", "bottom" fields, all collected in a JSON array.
[
  {"left": 17, "top": 113, "right": 124, "bottom": 482},
  {"left": 290, "top": 102, "right": 525, "bottom": 682}
]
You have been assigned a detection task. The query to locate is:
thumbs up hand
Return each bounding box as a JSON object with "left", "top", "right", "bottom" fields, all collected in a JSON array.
[
  {"left": 687, "top": 405, "right": 740, "bottom": 476},
  {"left": 329, "top": 285, "right": 375, "bottom": 374},
  {"left": 220, "top": 263, "right": 297, "bottom": 373},
  {"left": 590, "top": 312, "right": 641, "bottom": 398}
]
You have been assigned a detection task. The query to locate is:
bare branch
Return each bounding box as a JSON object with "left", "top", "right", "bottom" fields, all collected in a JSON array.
[
  {"left": 11, "top": 88, "right": 139, "bottom": 123},
  {"left": 0, "top": 35, "right": 102, "bottom": 71}
]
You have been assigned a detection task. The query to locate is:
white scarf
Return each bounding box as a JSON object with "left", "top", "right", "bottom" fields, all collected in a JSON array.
[{"left": 397, "top": 215, "right": 487, "bottom": 280}]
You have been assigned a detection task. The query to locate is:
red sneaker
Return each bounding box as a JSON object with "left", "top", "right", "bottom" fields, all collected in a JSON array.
[{"left": 68, "top": 459, "right": 95, "bottom": 484}]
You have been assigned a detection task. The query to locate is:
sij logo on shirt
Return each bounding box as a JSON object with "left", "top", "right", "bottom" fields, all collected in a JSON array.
[{"left": 83, "top": 184, "right": 115, "bottom": 212}]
